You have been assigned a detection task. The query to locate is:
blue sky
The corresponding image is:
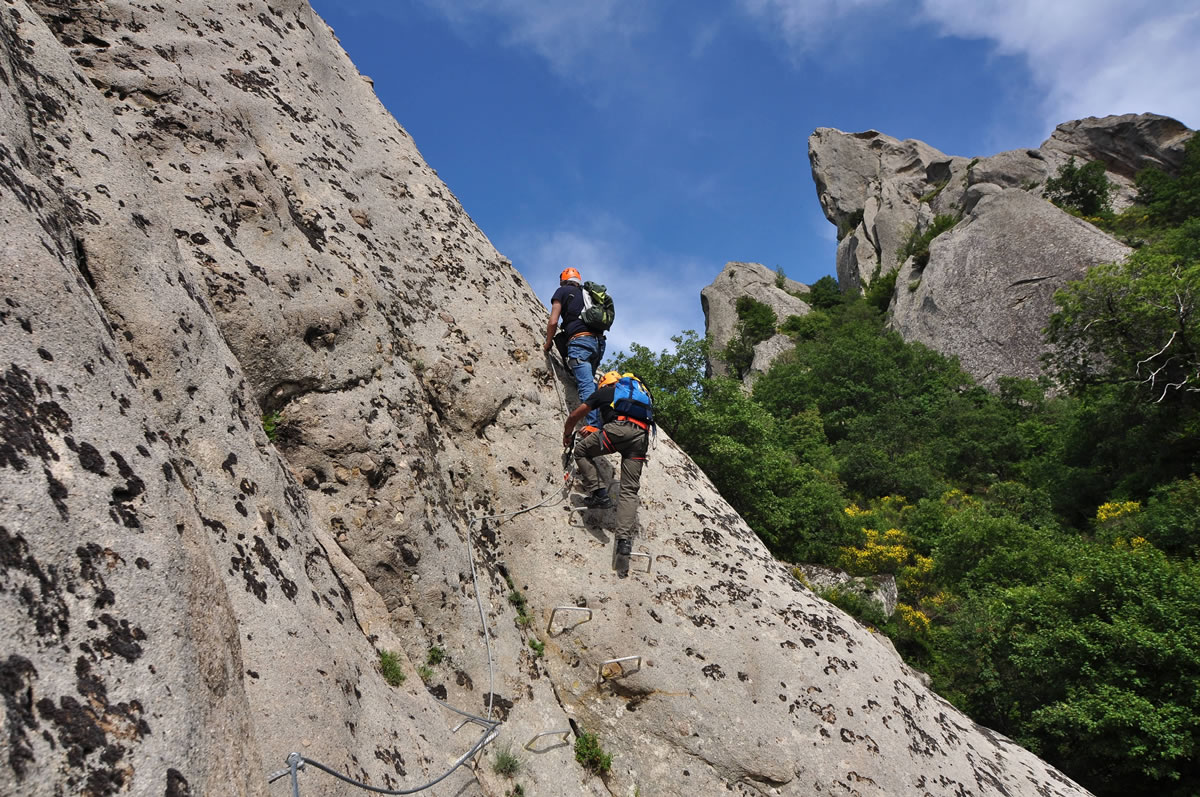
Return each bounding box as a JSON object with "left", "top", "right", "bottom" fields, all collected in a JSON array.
[{"left": 308, "top": 0, "right": 1199, "bottom": 356}]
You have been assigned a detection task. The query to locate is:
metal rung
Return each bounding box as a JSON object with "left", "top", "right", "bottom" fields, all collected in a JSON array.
[
  {"left": 628, "top": 552, "right": 651, "bottom": 573},
  {"left": 524, "top": 728, "right": 572, "bottom": 752},
  {"left": 546, "top": 606, "right": 592, "bottom": 635},
  {"left": 598, "top": 655, "right": 642, "bottom": 681}
]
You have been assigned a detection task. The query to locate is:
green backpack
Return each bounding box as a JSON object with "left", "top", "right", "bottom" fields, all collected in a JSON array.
[{"left": 580, "top": 281, "right": 615, "bottom": 333}]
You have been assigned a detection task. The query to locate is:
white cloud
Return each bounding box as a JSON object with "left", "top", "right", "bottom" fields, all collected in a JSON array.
[
  {"left": 918, "top": 0, "right": 1199, "bottom": 130},
  {"left": 506, "top": 217, "right": 712, "bottom": 357},
  {"left": 737, "top": 0, "right": 1198, "bottom": 131},
  {"left": 735, "top": 0, "right": 894, "bottom": 53},
  {"left": 419, "top": 0, "right": 654, "bottom": 84}
]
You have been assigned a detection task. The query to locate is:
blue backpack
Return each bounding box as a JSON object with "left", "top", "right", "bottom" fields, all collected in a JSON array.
[{"left": 611, "top": 374, "right": 655, "bottom": 434}]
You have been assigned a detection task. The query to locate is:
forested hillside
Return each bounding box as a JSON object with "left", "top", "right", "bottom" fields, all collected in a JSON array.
[{"left": 611, "top": 132, "right": 1200, "bottom": 797}]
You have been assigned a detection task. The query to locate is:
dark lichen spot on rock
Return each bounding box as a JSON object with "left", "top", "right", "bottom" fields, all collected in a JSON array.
[
  {"left": 36, "top": 694, "right": 107, "bottom": 770},
  {"left": 44, "top": 466, "right": 69, "bottom": 519},
  {"left": 107, "top": 451, "right": 144, "bottom": 528},
  {"left": 252, "top": 536, "right": 297, "bottom": 601},
  {"left": 0, "top": 654, "right": 40, "bottom": 778},
  {"left": 2, "top": 526, "right": 70, "bottom": 638},
  {"left": 92, "top": 614, "right": 146, "bottom": 663},
  {"left": 1, "top": 364, "right": 64, "bottom": 471},
  {"left": 165, "top": 768, "right": 191, "bottom": 796},
  {"left": 482, "top": 693, "right": 513, "bottom": 721},
  {"left": 221, "top": 452, "right": 237, "bottom": 476},
  {"left": 76, "top": 441, "right": 107, "bottom": 474}
]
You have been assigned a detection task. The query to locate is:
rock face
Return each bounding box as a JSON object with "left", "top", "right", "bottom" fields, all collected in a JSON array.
[
  {"left": 1043, "top": 113, "right": 1193, "bottom": 203},
  {"left": 809, "top": 115, "right": 1192, "bottom": 387},
  {"left": 1, "top": 2, "right": 1091, "bottom": 797},
  {"left": 700, "top": 262, "right": 810, "bottom": 379},
  {"left": 892, "top": 190, "right": 1132, "bottom": 387}
]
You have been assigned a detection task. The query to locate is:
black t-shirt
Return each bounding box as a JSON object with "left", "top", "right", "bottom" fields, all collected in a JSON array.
[
  {"left": 584, "top": 384, "right": 617, "bottom": 424},
  {"left": 551, "top": 283, "right": 590, "bottom": 338}
]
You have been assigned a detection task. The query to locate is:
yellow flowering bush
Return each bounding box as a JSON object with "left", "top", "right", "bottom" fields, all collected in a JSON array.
[
  {"left": 895, "top": 603, "right": 931, "bottom": 635},
  {"left": 1096, "top": 500, "right": 1141, "bottom": 523},
  {"left": 940, "top": 488, "right": 980, "bottom": 512},
  {"left": 924, "top": 591, "right": 955, "bottom": 614},
  {"left": 899, "top": 554, "right": 934, "bottom": 595},
  {"left": 838, "top": 528, "right": 910, "bottom": 575}
]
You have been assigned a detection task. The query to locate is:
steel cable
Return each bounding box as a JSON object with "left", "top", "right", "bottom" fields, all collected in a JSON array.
[{"left": 267, "top": 351, "right": 579, "bottom": 793}]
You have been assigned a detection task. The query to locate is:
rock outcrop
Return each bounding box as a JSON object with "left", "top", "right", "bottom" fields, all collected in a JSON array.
[
  {"left": 2, "top": 2, "right": 1091, "bottom": 796},
  {"left": 700, "top": 262, "right": 809, "bottom": 379},
  {"left": 809, "top": 114, "right": 1192, "bottom": 387},
  {"left": 890, "top": 191, "right": 1130, "bottom": 386}
]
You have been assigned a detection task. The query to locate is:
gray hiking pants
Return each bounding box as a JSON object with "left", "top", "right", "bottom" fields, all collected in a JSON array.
[{"left": 574, "top": 420, "right": 649, "bottom": 540}]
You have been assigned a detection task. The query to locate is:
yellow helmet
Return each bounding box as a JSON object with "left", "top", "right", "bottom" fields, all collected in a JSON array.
[{"left": 597, "top": 370, "right": 621, "bottom": 388}]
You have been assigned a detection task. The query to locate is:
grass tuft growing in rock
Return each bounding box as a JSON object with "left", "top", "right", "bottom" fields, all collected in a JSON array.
[
  {"left": 378, "top": 650, "right": 405, "bottom": 686},
  {"left": 492, "top": 743, "right": 522, "bottom": 777}
]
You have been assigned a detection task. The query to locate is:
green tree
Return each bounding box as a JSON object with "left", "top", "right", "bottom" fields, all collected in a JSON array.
[
  {"left": 1046, "top": 220, "right": 1200, "bottom": 401},
  {"left": 1045, "top": 156, "right": 1115, "bottom": 217},
  {"left": 604, "top": 331, "right": 708, "bottom": 436},
  {"left": 940, "top": 541, "right": 1200, "bottom": 797},
  {"left": 807, "top": 275, "right": 844, "bottom": 310},
  {"left": 754, "top": 298, "right": 1021, "bottom": 500},
  {"left": 1130, "top": 476, "right": 1200, "bottom": 556},
  {"left": 1135, "top": 132, "right": 1200, "bottom": 226}
]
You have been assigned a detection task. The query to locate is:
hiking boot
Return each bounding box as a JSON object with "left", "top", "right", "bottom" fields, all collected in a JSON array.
[
  {"left": 583, "top": 489, "right": 613, "bottom": 509},
  {"left": 615, "top": 537, "right": 633, "bottom": 557}
]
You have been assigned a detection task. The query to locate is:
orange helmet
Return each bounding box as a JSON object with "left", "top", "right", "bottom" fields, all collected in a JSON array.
[
  {"left": 597, "top": 371, "right": 621, "bottom": 388},
  {"left": 560, "top": 267, "right": 581, "bottom": 283}
]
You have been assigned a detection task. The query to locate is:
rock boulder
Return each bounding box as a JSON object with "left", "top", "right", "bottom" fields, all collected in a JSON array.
[
  {"left": 890, "top": 190, "right": 1131, "bottom": 388},
  {"left": 700, "top": 261, "right": 809, "bottom": 378}
]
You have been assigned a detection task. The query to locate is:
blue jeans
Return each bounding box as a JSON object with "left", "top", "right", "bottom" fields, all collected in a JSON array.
[{"left": 566, "top": 334, "right": 604, "bottom": 428}]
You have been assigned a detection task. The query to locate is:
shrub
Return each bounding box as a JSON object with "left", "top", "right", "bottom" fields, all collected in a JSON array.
[
  {"left": 735, "top": 296, "right": 777, "bottom": 342},
  {"left": 722, "top": 296, "right": 778, "bottom": 378},
  {"left": 1134, "top": 132, "right": 1199, "bottom": 226},
  {"left": 417, "top": 664, "right": 434, "bottom": 683},
  {"left": 837, "top": 208, "right": 865, "bottom": 240},
  {"left": 838, "top": 527, "right": 912, "bottom": 575},
  {"left": 864, "top": 268, "right": 898, "bottom": 312},
  {"left": 896, "top": 214, "right": 960, "bottom": 269},
  {"left": 780, "top": 311, "right": 830, "bottom": 341},
  {"left": 528, "top": 638, "right": 545, "bottom": 658},
  {"left": 818, "top": 584, "right": 887, "bottom": 628},
  {"left": 1045, "top": 157, "right": 1114, "bottom": 217},
  {"left": 262, "top": 410, "right": 282, "bottom": 442},
  {"left": 378, "top": 650, "right": 406, "bottom": 686},
  {"left": 574, "top": 732, "right": 612, "bottom": 775},
  {"left": 426, "top": 645, "right": 446, "bottom": 666},
  {"left": 919, "top": 180, "right": 948, "bottom": 204}
]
